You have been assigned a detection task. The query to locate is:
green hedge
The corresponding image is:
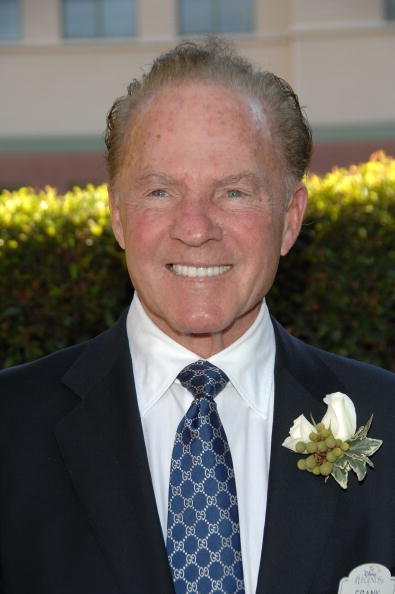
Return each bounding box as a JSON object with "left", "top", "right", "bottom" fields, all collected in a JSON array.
[
  {"left": 0, "top": 186, "right": 130, "bottom": 367},
  {"left": 269, "top": 151, "right": 395, "bottom": 371},
  {"left": 1, "top": 152, "right": 394, "bottom": 370}
]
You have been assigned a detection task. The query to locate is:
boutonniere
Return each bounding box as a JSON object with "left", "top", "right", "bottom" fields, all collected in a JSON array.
[{"left": 282, "top": 392, "right": 383, "bottom": 489}]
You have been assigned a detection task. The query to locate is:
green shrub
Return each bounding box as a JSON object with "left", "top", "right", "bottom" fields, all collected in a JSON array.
[
  {"left": 268, "top": 151, "right": 395, "bottom": 370},
  {"left": 1, "top": 152, "right": 394, "bottom": 370},
  {"left": 0, "top": 185, "right": 130, "bottom": 367}
]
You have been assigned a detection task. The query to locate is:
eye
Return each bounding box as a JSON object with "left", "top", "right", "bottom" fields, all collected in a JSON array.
[
  {"left": 227, "top": 189, "right": 244, "bottom": 199},
  {"left": 149, "top": 189, "right": 167, "bottom": 198}
]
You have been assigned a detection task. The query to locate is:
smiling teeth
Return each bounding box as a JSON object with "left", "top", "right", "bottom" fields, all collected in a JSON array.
[{"left": 171, "top": 265, "right": 231, "bottom": 277}]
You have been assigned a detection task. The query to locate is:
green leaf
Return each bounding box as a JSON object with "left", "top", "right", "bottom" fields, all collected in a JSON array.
[
  {"left": 331, "top": 464, "right": 349, "bottom": 489},
  {"left": 348, "top": 437, "right": 382, "bottom": 457},
  {"left": 348, "top": 457, "right": 368, "bottom": 482},
  {"left": 344, "top": 451, "right": 366, "bottom": 462},
  {"left": 335, "top": 456, "right": 348, "bottom": 470},
  {"left": 351, "top": 415, "right": 373, "bottom": 441}
]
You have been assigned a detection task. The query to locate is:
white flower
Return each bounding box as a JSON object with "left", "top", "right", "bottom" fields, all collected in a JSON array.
[
  {"left": 282, "top": 414, "right": 315, "bottom": 451},
  {"left": 321, "top": 392, "right": 356, "bottom": 441},
  {"left": 282, "top": 392, "right": 381, "bottom": 489},
  {"left": 282, "top": 392, "right": 357, "bottom": 452}
]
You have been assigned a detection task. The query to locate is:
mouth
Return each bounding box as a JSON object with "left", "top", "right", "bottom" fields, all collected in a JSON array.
[{"left": 167, "top": 264, "right": 232, "bottom": 278}]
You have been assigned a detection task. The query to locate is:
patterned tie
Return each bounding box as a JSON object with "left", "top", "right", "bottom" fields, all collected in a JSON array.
[{"left": 166, "top": 360, "right": 245, "bottom": 594}]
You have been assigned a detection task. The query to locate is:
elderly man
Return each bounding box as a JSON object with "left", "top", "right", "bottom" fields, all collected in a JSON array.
[{"left": 0, "top": 39, "right": 394, "bottom": 594}]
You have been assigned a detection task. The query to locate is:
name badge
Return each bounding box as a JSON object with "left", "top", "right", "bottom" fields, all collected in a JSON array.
[{"left": 338, "top": 563, "right": 395, "bottom": 594}]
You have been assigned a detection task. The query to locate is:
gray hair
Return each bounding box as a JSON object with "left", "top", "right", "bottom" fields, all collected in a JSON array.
[{"left": 105, "top": 37, "right": 312, "bottom": 193}]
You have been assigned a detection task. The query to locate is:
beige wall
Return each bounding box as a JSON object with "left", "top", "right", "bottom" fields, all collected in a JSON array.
[
  {"left": 294, "top": 27, "right": 395, "bottom": 124},
  {"left": 0, "top": 0, "right": 394, "bottom": 190},
  {"left": 1, "top": 0, "right": 394, "bottom": 137},
  {"left": 292, "top": 0, "right": 383, "bottom": 26}
]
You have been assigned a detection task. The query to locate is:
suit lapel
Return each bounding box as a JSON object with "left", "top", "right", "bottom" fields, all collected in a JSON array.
[
  {"left": 53, "top": 312, "right": 349, "bottom": 594},
  {"left": 256, "top": 321, "right": 346, "bottom": 594},
  {"left": 55, "top": 313, "right": 175, "bottom": 594}
]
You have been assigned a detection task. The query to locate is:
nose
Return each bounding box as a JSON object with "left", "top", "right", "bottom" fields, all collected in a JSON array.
[{"left": 169, "top": 195, "right": 222, "bottom": 246}]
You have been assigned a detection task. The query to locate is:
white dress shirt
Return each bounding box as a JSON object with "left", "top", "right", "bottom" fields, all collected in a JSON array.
[{"left": 126, "top": 294, "right": 275, "bottom": 594}]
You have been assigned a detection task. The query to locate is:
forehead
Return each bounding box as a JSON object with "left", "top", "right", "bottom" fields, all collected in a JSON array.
[
  {"left": 129, "top": 81, "right": 269, "bottom": 144},
  {"left": 116, "top": 81, "right": 280, "bottom": 190}
]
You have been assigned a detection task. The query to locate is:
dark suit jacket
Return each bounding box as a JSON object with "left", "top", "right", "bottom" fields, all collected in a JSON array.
[{"left": 0, "top": 311, "right": 394, "bottom": 593}]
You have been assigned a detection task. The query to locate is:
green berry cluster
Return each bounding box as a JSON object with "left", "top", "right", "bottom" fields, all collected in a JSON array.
[{"left": 295, "top": 422, "right": 350, "bottom": 476}]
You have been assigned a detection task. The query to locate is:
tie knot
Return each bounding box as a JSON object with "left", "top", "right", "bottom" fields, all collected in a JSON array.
[{"left": 177, "top": 360, "right": 229, "bottom": 400}]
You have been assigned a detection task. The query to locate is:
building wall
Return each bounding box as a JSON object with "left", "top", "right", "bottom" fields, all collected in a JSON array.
[{"left": 1, "top": 0, "right": 394, "bottom": 190}]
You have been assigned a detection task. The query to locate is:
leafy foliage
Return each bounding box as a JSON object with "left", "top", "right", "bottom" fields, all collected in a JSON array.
[
  {"left": 0, "top": 185, "right": 130, "bottom": 367},
  {"left": 330, "top": 416, "right": 382, "bottom": 489},
  {"left": 269, "top": 151, "right": 395, "bottom": 371},
  {"left": 0, "top": 152, "right": 394, "bottom": 369}
]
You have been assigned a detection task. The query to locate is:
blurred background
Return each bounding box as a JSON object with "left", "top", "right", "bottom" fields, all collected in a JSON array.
[
  {"left": 1, "top": 0, "right": 394, "bottom": 370},
  {"left": 1, "top": 0, "right": 395, "bottom": 191}
]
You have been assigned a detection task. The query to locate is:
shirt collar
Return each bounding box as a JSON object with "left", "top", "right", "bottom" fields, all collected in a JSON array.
[{"left": 126, "top": 293, "right": 275, "bottom": 418}]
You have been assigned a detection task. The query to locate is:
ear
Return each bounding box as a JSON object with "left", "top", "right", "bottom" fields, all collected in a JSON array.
[
  {"left": 108, "top": 189, "right": 126, "bottom": 250},
  {"left": 280, "top": 183, "right": 308, "bottom": 256}
]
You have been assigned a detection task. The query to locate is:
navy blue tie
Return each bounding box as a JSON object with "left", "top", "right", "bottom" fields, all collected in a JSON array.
[{"left": 166, "top": 360, "right": 245, "bottom": 594}]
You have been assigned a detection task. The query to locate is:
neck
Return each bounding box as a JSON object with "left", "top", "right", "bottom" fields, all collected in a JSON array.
[{"left": 148, "top": 302, "right": 263, "bottom": 358}]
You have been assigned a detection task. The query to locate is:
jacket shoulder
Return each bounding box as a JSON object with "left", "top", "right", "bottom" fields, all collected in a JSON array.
[
  {"left": 0, "top": 310, "right": 129, "bottom": 392},
  {"left": 0, "top": 341, "right": 88, "bottom": 444},
  {"left": 0, "top": 340, "right": 90, "bottom": 391},
  {"left": 0, "top": 320, "right": 123, "bottom": 447},
  {"left": 272, "top": 317, "right": 395, "bottom": 396}
]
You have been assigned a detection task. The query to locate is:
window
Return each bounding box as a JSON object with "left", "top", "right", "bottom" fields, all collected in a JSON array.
[
  {"left": 0, "top": 0, "right": 20, "bottom": 41},
  {"left": 179, "top": 0, "right": 253, "bottom": 34},
  {"left": 63, "top": 0, "right": 135, "bottom": 38},
  {"left": 384, "top": 0, "right": 395, "bottom": 19}
]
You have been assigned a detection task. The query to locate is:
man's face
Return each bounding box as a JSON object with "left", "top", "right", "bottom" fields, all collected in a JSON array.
[{"left": 110, "top": 82, "right": 307, "bottom": 356}]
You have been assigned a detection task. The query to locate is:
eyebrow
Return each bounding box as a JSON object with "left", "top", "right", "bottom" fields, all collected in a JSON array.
[
  {"left": 133, "top": 172, "right": 175, "bottom": 187},
  {"left": 134, "top": 171, "right": 266, "bottom": 189},
  {"left": 214, "top": 172, "right": 266, "bottom": 190}
]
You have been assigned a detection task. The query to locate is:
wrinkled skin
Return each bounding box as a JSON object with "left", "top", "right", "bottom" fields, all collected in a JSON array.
[{"left": 110, "top": 82, "right": 307, "bottom": 357}]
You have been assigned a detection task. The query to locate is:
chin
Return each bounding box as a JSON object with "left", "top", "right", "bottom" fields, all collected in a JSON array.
[{"left": 172, "top": 310, "right": 235, "bottom": 336}]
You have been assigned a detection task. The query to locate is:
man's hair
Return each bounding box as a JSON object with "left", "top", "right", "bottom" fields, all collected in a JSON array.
[{"left": 105, "top": 37, "right": 312, "bottom": 192}]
